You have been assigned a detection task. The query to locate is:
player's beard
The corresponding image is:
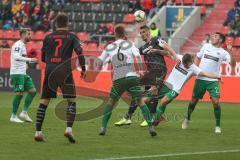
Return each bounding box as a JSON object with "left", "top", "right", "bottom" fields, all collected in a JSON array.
[{"left": 25, "top": 37, "right": 30, "bottom": 42}]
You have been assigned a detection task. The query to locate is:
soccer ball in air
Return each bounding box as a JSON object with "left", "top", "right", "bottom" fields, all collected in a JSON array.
[{"left": 134, "top": 10, "right": 146, "bottom": 22}]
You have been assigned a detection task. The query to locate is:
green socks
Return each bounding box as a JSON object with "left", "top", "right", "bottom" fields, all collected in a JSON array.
[
  {"left": 214, "top": 106, "right": 221, "bottom": 127},
  {"left": 154, "top": 105, "right": 166, "bottom": 121},
  {"left": 12, "top": 94, "right": 23, "bottom": 115},
  {"left": 102, "top": 104, "right": 113, "bottom": 128},
  {"left": 140, "top": 104, "right": 152, "bottom": 127},
  {"left": 187, "top": 102, "right": 196, "bottom": 120},
  {"left": 23, "top": 92, "right": 36, "bottom": 112}
]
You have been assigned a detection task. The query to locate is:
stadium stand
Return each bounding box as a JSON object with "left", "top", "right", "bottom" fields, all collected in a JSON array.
[{"left": 180, "top": 0, "right": 240, "bottom": 55}]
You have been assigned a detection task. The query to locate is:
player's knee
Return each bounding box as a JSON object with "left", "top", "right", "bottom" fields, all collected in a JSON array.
[
  {"left": 211, "top": 98, "right": 219, "bottom": 107},
  {"left": 16, "top": 92, "right": 23, "bottom": 95},
  {"left": 160, "top": 97, "right": 169, "bottom": 106},
  {"left": 190, "top": 98, "right": 199, "bottom": 105},
  {"left": 67, "top": 98, "right": 76, "bottom": 103},
  {"left": 40, "top": 98, "right": 50, "bottom": 105},
  {"left": 107, "top": 98, "right": 116, "bottom": 106},
  {"left": 29, "top": 88, "right": 37, "bottom": 93}
]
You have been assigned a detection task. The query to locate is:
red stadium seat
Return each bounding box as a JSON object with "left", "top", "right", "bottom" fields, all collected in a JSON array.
[
  {"left": 77, "top": 32, "right": 90, "bottom": 42},
  {"left": 200, "top": 5, "right": 206, "bottom": 15},
  {"left": 233, "top": 37, "right": 240, "bottom": 47},
  {"left": 204, "top": 0, "right": 214, "bottom": 5},
  {"left": 35, "top": 41, "right": 43, "bottom": 49},
  {"left": 98, "top": 44, "right": 105, "bottom": 52},
  {"left": 123, "top": 14, "right": 135, "bottom": 23},
  {"left": 196, "top": 0, "right": 204, "bottom": 5},
  {"left": 13, "top": 30, "right": 20, "bottom": 39},
  {"left": 26, "top": 41, "right": 35, "bottom": 49},
  {"left": 34, "top": 31, "right": 45, "bottom": 40},
  {"left": 3, "top": 30, "right": 14, "bottom": 39},
  {"left": 219, "top": 26, "right": 230, "bottom": 35},
  {"left": 184, "top": 0, "right": 193, "bottom": 5},
  {"left": 7, "top": 40, "right": 14, "bottom": 47},
  {"left": 175, "top": 0, "right": 183, "bottom": 5},
  {"left": 87, "top": 43, "right": 98, "bottom": 51},
  {"left": 0, "top": 30, "right": 3, "bottom": 38},
  {"left": 232, "top": 47, "right": 238, "bottom": 54}
]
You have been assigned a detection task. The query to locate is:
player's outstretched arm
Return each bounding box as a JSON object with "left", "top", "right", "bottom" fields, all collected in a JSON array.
[
  {"left": 158, "top": 39, "right": 179, "bottom": 62},
  {"left": 148, "top": 49, "right": 172, "bottom": 58},
  {"left": 13, "top": 50, "right": 37, "bottom": 62}
]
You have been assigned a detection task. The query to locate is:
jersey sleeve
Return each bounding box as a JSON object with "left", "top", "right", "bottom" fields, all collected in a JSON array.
[
  {"left": 72, "top": 34, "right": 85, "bottom": 70},
  {"left": 12, "top": 43, "right": 31, "bottom": 62},
  {"left": 98, "top": 49, "right": 109, "bottom": 63},
  {"left": 190, "top": 64, "right": 202, "bottom": 76},
  {"left": 72, "top": 34, "right": 82, "bottom": 55},
  {"left": 197, "top": 43, "right": 207, "bottom": 58},
  {"left": 156, "top": 37, "right": 166, "bottom": 48},
  {"left": 41, "top": 37, "right": 48, "bottom": 63},
  {"left": 131, "top": 44, "right": 140, "bottom": 56},
  {"left": 222, "top": 50, "right": 231, "bottom": 64}
]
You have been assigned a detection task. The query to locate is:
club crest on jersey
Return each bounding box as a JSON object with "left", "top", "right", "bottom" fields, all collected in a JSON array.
[{"left": 142, "top": 46, "right": 153, "bottom": 54}]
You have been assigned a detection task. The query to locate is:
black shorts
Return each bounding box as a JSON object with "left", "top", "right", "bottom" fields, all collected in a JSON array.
[
  {"left": 140, "top": 69, "right": 166, "bottom": 87},
  {"left": 41, "top": 69, "right": 76, "bottom": 99}
]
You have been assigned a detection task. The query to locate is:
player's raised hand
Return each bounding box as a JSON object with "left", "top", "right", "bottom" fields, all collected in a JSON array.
[{"left": 81, "top": 70, "right": 86, "bottom": 79}]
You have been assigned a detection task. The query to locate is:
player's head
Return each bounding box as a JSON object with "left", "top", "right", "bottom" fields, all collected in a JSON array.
[
  {"left": 20, "top": 28, "right": 31, "bottom": 42},
  {"left": 114, "top": 24, "right": 126, "bottom": 39},
  {"left": 55, "top": 13, "right": 68, "bottom": 29},
  {"left": 140, "top": 25, "right": 151, "bottom": 42},
  {"left": 182, "top": 53, "right": 193, "bottom": 69},
  {"left": 211, "top": 32, "right": 226, "bottom": 46}
]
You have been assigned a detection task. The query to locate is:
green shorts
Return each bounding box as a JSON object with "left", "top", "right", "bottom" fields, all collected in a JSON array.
[
  {"left": 110, "top": 76, "right": 142, "bottom": 102},
  {"left": 147, "top": 84, "right": 178, "bottom": 101},
  {"left": 160, "top": 84, "right": 178, "bottom": 100},
  {"left": 10, "top": 74, "right": 35, "bottom": 92},
  {"left": 192, "top": 79, "right": 220, "bottom": 99}
]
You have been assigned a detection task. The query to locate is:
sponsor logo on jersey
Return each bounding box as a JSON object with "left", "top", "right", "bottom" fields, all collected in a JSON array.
[
  {"left": 175, "top": 64, "right": 188, "bottom": 75},
  {"left": 204, "top": 54, "right": 219, "bottom": 62}
]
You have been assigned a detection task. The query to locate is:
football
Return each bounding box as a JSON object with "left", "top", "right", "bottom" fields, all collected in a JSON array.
[{"left": 134, "top": 10, "right": 146, "bottom": 22}]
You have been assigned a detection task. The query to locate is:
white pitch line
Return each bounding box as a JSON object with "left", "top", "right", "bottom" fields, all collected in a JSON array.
[{"left": 93, "top": 149, "right": 240, "bottom": 160}]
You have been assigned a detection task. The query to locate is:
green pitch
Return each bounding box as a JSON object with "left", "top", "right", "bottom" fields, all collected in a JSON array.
[{"left": 0, "top": 92, "right": 240, "bottom": 160}]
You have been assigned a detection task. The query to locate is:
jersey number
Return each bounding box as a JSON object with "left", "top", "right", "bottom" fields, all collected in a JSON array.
[
  {"left": 117, "top": 47, "right": 124, "bottom": 61},
  {"left": 55, "top": 39, "right": 62, "bottom": 57}
]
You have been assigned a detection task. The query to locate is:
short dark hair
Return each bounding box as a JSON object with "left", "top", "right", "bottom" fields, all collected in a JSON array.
[
  {"left": 19, "top": 28, "right": 30, "bottom": 37},
  {"left": 114, "top": 24, "right": 125, "bottom": 38},
  {"left": 215, "top": 32, "right": 226, "bottom": 44},
  {"left": 182, "top": 53, "right": 193, "bottom": 65},
  {"left": 56, "top": 13, "right": 68, "bottom": 28},
  {"left": 140, "top": 25, "right": 150, "bottom": 30}
]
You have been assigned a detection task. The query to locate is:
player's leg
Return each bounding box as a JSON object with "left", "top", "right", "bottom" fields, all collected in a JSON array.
[
  {"left": 182, "top": 79, "right": 206, "bottom": 129},
  {"left": 10, "top": 74, "right": 25, "bottom": 123},
  {"left": 60, "top": 73, "right": 78, "bottom": 143},
  {"left": 20, "top": 75, "right": 36, "bottom": 122},
  {"left": 128, "top": 76, "right": 156, "bottom": 136},
  {"left": 153, "top": 86, "right": 178, "bottom": 126},
  {"left": 100, "top": 78, "right": 125, "bottom": 135},
  {"left": 35, "top": 72, "right": 57, "bottom": 142},
  {"left": 207, "top": 81, "right": 221, "bottom": 133},
  {"left": 35, "top": 98, "right": 51, "bottom": 142},
  {"left": 64, "top": 98, "right": 77, "bottom": 143}
]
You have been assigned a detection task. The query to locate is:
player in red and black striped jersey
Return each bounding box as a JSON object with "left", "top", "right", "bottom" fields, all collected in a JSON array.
[{"left": 34, "top": 13, "right": 86, "bottom": 143}]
